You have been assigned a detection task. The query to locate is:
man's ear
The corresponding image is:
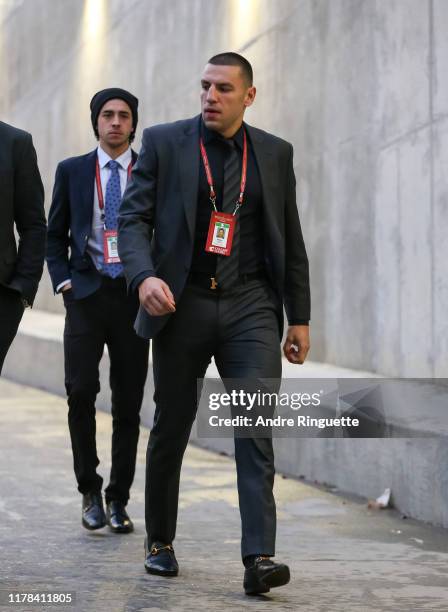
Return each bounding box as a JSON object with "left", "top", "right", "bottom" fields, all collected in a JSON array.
[{"left": 244, "top": 86, "right": 256, "bottom": 108}]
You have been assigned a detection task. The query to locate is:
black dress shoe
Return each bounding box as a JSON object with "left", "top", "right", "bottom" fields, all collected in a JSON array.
[
  {"left": 144, "top": 538, "right": 179, "bottom": 576},
  {"left": 82, "top": 492, "right": 106, "bottom": 530},
  {"left": 244, "top": 556, "right": 290, "bottom": 595},
  {"left": 106, "top": 501, "right": 134, "bottom": 534}
]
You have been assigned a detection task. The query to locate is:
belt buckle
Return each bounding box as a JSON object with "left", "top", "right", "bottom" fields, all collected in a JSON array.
[{"left": 210, "top": 277, "right": 218, "bottom": 290}]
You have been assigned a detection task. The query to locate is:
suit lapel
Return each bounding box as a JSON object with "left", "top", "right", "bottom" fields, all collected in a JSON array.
[
  {"left": 178, "top": 116, "right": 200, "bottom": 239},
  {"left": 81, "top": 150, "right": 97, "bottom": 221},
  {"left": 80, "top": 150, "right": 96, "bottom": 252}
]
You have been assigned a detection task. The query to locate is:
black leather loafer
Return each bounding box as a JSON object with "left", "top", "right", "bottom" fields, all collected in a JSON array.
[
  {"left": 144, "top": 538, "right": 179, "bottom": 576},
  {"left": 244, "top": 556, "right": 290, "bottom": 595},
  {"left": 82, "top": 492, "right": 106, "bottom": 530},
  {"left": 106, "top": 501, "right": 134, "bottom": 534}
]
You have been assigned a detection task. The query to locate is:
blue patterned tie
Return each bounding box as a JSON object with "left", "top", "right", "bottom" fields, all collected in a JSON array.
[{"left": 102, "top": 159, "right": 123, "bottom": 278}]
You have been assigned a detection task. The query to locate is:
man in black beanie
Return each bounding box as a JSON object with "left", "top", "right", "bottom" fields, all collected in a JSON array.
[{"left": 46, "top": 88, "right": 149, "bottom": 534}]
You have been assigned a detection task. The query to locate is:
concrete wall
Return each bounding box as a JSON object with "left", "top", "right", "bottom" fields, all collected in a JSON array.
[{"left": 1, "top": 0, "right": 447, "bottom": 377}]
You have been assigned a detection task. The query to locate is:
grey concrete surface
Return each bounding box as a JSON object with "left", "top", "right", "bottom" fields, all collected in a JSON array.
[
  {"left": 3, "top": 309, "right": 448, "bottom": 529},
  {"left": 1, "top": 0, "right": 447, "bottom": 377},
  {"left": 1, "top": 378, "right": 448, "bottom": 612}
]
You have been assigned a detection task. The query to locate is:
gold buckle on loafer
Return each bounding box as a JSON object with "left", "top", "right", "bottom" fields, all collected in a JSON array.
[{"left": 150, "top": 544, "right": 174, "bottom": 555}]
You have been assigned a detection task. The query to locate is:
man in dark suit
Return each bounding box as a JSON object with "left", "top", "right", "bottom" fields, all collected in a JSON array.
[
  {"left": 46, "top": 88, "right": 149, "bottom": 535},
  {"left": 0, "top": 121, "right": 46, "bottom": 374},
  {"left": 118, "top": 53, "right": 310, "bottom": 594}
]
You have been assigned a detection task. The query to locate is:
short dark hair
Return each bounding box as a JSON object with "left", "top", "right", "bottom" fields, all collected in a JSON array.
[{"left": 207, "top": 52, "right": 253, "bottom": 86}]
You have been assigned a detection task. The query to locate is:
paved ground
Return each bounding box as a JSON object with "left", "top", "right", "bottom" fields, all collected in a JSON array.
[{"left": 1, "top": 379, "right": 448, "bottom": 612}]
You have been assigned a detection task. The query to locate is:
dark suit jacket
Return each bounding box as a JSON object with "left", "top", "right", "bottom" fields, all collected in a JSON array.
[
  {"left": 118, "top": 115, "right": 310, "bottom": 339},
  {"left": 46, "top": 148, "right": 138, "bottom": 299},
  {"left": 0, "top": 121, "right": 46, "bottom": 304}
]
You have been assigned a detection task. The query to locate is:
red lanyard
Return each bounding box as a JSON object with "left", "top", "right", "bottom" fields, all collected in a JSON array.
[
  {"left": 95, "top": 156, "right": 133, "bottom": 210},
  {"left": 199, "top": 130, "right": 248, "bottom": 214}
]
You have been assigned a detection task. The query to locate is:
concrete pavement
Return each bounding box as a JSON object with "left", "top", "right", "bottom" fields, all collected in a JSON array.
[
  {"left": 1, "top": 379, "right": 448, "bottom": 612},
  {"left": 6, "top": 309, "right": 448, "bottom": 530}
]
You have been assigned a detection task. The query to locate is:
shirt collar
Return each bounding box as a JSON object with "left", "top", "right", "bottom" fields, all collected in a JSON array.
[
  {"left": 97, "top": 145, "right": 132, "bottom": 170},
  {"left": 201, "top": 119, "right": 245, "bottom": 150}
]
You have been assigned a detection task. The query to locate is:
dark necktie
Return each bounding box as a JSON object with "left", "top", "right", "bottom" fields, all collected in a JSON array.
[
  {"left": 216, "top": 139, "right": 241, "bottom": 289},
  {"left": 102, "top": 159, "right": 123, "bottom": 278}
]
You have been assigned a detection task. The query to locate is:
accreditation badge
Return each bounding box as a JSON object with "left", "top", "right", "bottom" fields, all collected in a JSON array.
[
  {"left": 103, "top": 230, "right": 121, "bottom": 263},
  {"left": 205, "top": 211, "right": 235, "bottom": 256}
]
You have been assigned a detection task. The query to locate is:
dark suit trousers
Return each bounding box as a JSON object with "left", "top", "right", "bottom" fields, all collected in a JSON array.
[
  {"left": 63, "top": 277, "right": 149, "bottom": 503},
  {"left": 0, "top": 286, "right": 24, "bottom": 374},
  {"left": 147, "top": 279, "right": 281, "bottom": 558}
]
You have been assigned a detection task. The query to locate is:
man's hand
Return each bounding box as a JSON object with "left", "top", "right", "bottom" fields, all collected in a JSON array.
[
  {"left": 283, "top": 325, "right": 310, "bottom": 364},
  {"left": 61, "top": 283, "right": 72, "bottom": 292},
  {"left": 138, "top": 277, "right": 176, "bottom": 316}
]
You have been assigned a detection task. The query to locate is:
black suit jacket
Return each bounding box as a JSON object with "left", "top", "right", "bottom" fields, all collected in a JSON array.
[
  {"left": 0, "top": 121, "right": 46, "bottom": 304},
  {"left": 46, "top": 148, "right": 138, "bottom": 299},
  {"left": 118, "top": 115, "right": 310, "bottom": 339}
]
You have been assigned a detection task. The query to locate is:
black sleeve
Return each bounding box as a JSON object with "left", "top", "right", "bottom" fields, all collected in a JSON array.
[
  {"left": 46, "top": 162, "right": 72, "bottom": 293},
  {"left": 118, "top": 128, "right": 158, "bottom": 292},
  {"left": 11, "top": 132, "right": 46, "bottom": 304},
  {"left": 283, "top": 143, "right": 311, "bottom": 325}
]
